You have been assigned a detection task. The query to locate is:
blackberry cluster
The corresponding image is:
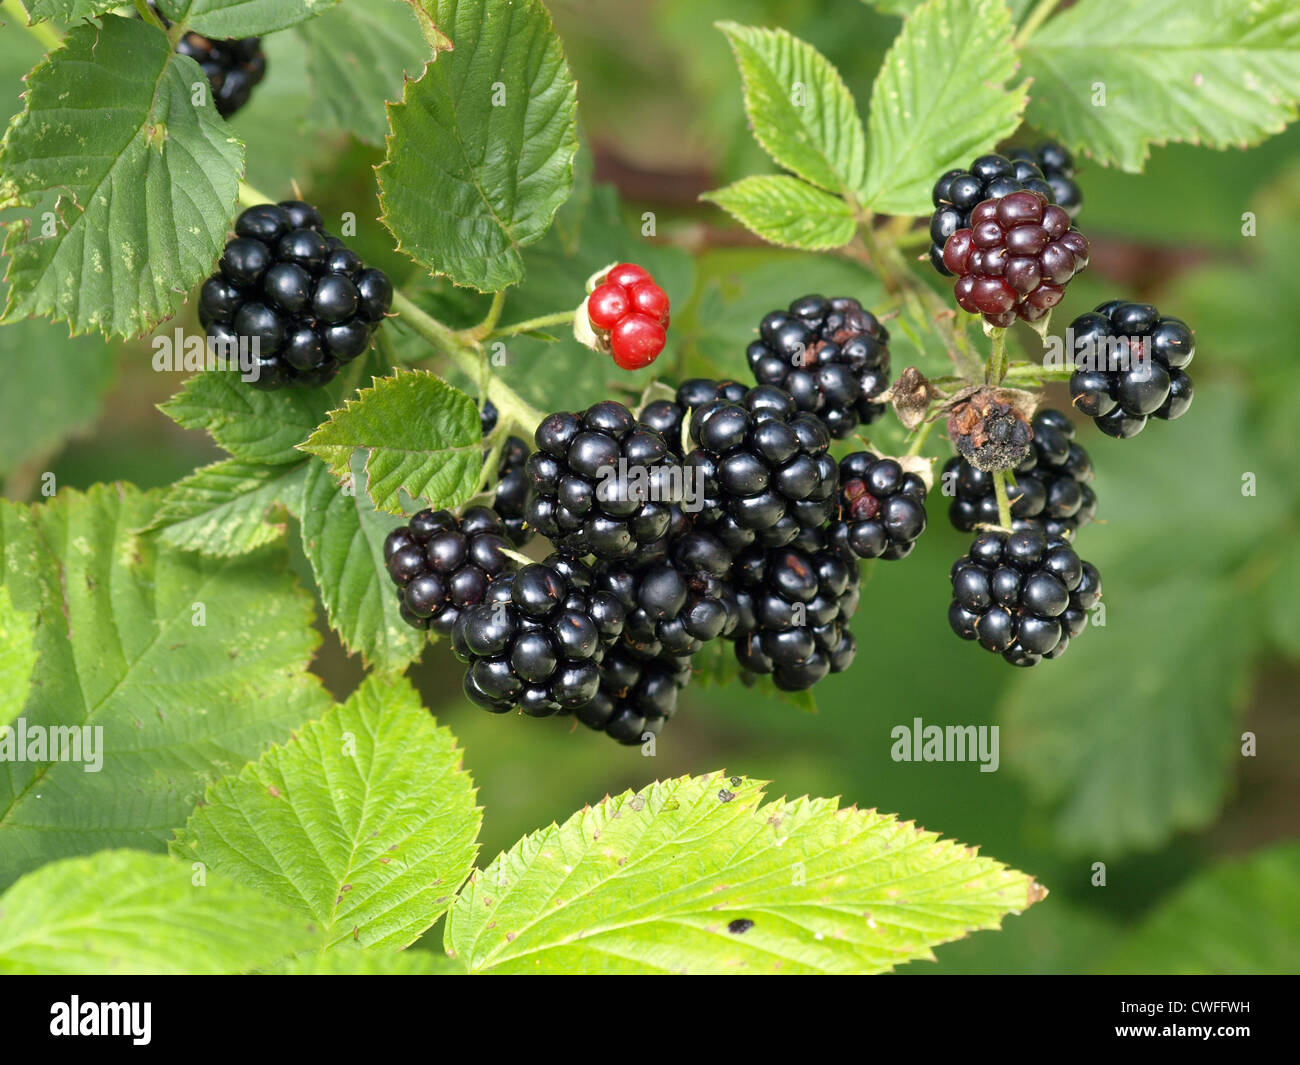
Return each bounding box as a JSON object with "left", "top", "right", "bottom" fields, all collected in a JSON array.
[
  {"left": 929, "top": 152, "right": 1057, "bottom": 276},
  {"left": 1068, "top": 301, "right": 1195, "bottom": 439},
  {"left": 639, "top": 379, "right": 748, "bottom": 458},
  {"left": 452, "top": 562, "right": 626, "bottom": 716},
  {"left": 1008, "top": 143, "right": 1081, "bottom": 220},
  {"left": 479, "top": 402, "right": 532, "bottom": 546},
  {"left": 942, "top": 191, "right": 1090, "bottom": 327},
  {"left": 949, "top": 528, "right": 1102, "bottom": 667},
  {"left": 177, "top": 33, "right": 266, "bottom": 118},
  {"left": 746, "top": 296, "right": 890, "bottom": 437},
  {"left": 828, "top": 452, "right": 928, "bottom": 561},
  {"left": 524, "top": 401, "right": 678, "bottom": 559},
  {"left": 200, "top": 202, "right": 392, "bottom": 389},
  {"left": 384, "top": 507, "right": 515, "bottom": 635},
  {"left": 944, "top": 409, "right": 1097, "bottom": 537},
  {"left": 731, "top": 536, "right": 860, "bottom": 690},
  {"left": 686, "top": 385, "right": 839, "bottom": 552}
]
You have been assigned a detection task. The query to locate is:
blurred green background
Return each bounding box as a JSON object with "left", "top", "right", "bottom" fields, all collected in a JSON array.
[{"left": 3, "top": 0, "right": 1298, "bottom": 974}]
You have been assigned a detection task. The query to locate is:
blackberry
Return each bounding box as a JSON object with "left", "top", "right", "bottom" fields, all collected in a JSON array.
[
  {"left": 524, "top": 400, "right": 680, "bottom": 559},
  {"left": 1008, "top": 142, "right": 1082, "bottom": 220},
  {"left": 479, "top": 402, "right": 532, "bottom": 547},
  {"left": 1067, "top": 301, "right": 1195, "bottom": 439},
  {"left": 948, "top": 527, "right": 1102, "bottom": 666},
  {"left": 929, "top": 153, "right": 1057, "bottom": 276},
  {"left": 200, "top": 202, "right": 391, "bottom": 389},
  {"left": 745, "top": 296, "right": 890, "bottom": 437},
  {"left": 384, "top": 506, "right": 515, "bottom": 635},
  {"left": 944, "top": 408, "right": 1097, "bottom": 536},
  {"left": 638, "top": 380, "right": 748, "bottom": 460},
  {"left": 147, "top": 5, "right": 266, "bottom": 119},
  {"left": 828, "top": 452, "right": 928, "bottom": 561},
  {"left": 730, "top": 535, "right": 860, "bottom": 691},
  {"left": 452, "top": 562, "right": 626, "bottom": 716},
  {"left": 942, "top": 191, "right": 1090, "bottom": 327},
  {"left": 571, "top": 643, "right": 694, "bottom": 745},
  {"left": 686, "top": 384, "right": 839, "bottom": 553}
]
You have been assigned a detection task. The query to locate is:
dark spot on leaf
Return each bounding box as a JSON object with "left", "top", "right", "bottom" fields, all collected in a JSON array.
[
  {"left": 730, "top": 776, "right": 742, "bottom": 787},
  {"left": 718, "top": 789, "right": 735, "bottom": 802},
  {"left": 728, "top": 919, "right": 754, "bottom": 934}
]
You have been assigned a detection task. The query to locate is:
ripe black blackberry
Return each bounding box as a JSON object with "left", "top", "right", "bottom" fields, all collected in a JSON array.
[
  {"left": 384, "top": 506, "right": 516, "bottom": 635},
  {"left": 828, "top": 452, "right": 928, "bottom": 561},
  {"left": 745, "top": 297, "right": 890, "bottom": 437},
  {"left": 730, "top": 535, "right": 860, "bottom": 691},
  {"left": 147, "top": 5, "right": 266, "bottom": 119},
  {"left": 1008, "top": 143, "right": 1082, "bottom": 219},
  {"left": 929, "top": 153, "right": 1057, "bottom": 276},
  {"left": 948, "top": 527, "right": 1102, "bottom": 666},
  {"left": 200, "top": 202, "right": 392, "bottom": 389},
  {"left": 944, "top": 408, "right": 1097, "bottom": 537},
  {"left": 524, "top": 400, "right": 679, "bottom": 559},
  {"left": 570, "top": 643, "right": 694, "bottom": 745},
  {"left": 686, "top": 384, "right": 839, "bottom": 553},
  {"left": 479, "top": 402, "right": 532, "bottom": 547},
  {"left": 452, "top": 562, "right": 626, "bottom": 716},
  {"left": 1068, "top": 301, "right": 1195, "bottom": 439},
  {"left": 637, "top": 379, "right": 748, "bottom": 462}
]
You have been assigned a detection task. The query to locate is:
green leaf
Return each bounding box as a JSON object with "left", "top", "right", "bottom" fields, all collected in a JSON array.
[
  {"left": 160, "top": 371, "right": 331, "bottom": 466},
  {"left": 701, "top": 175, "right": 855, "bottom": 249},
  {"left": 146, "top": 459, "right": 308, "bottom": 557},
  {"left": 1107, "top": 843, "right": 1300, "bottom": 975},
  {"left": 295, "top": 455, "right": 427, "bottom": 673},
  {"left": 297, "top": 0, "right": 429, "bottom": 146},
  {"left": 0, "top": 586, "right": 37, "bottom": 730},
  {"left": 0, "top": 315, "right": 117, "bottom": 477},
  {"left": 275, "top": 944, "right": 462, "bottom": 974},
  {"left": 445, "top": 771, "right": 1044, "bottom": 974},
  {"left": 0, "top": 16, "right": 243, "bottom": 337},
  {"left": 300, "top": 370, "right": 481, "bottom": 515},
  {"left": 0, "top": 850, "right": 317, "bottom": 975},
  {"left": 860, "top": 0, "right": 1028, "bottom": 215},
  {"left": 716, "top": 22, "right": 867, "bottom": 197},
  {"left": 156, "top": 0, "right": 339, "bottom": 37},
  {"left": 0, "top": 483, "right": 331, "bottom": 889},
  {"left": 21, "top": 1, "right": 120, "bottom": 23},
  {"left": 173, "top": 674, "right": 481, "bottom": 950},
  {"left": 1022, "top": 0, "right": 1300, "bottom": 171},
  {"left": 378, "top": 0, "right": 579, "bottom": 291}
]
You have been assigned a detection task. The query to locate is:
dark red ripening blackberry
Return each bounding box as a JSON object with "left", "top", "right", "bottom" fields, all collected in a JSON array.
[
  {"left": 686, "top": 384, "right": 839, "bottom": 553},
  {"left": 385, "top": 506, "right": 516, "bottom": 635},
  {"left": 452, "top": 562, "right": 627, "bottom": 717},
  {"left": 944, "top": 408, "right": 1097, "bottom": 537},
  {"left": 746, "top": 296, "right": 890, "bottom": 437},
  {"left": 199, "top": 202, "right": 392, "bottom": 389},
  {"left": 942, "top": 191, "right": 1090, "bottom": 327},
  {"left": 525, "top": 400, "right": 680, "bottom": 560},
  {"left": 828, "top": 452, "right": 928, "bottom": 561},
  {"left": 1067, "top": 301, "right": 1195, "bottom": 439},
  {"left": 929, "top": 153, "right": 1058, "bottom": 276},
  {"left": 948, "top": 527, "right": 1102, "bottom": 667},
  {"left": 730, "top": 532, "right": 860, "bottom": 691}
]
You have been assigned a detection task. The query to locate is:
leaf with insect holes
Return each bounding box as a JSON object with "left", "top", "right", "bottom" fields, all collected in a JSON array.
[
  {"left": 0, "top": 850, "right": 318, "bottom": 975},
  {"left": 445, "top": 771, "right": 1044, "bottom": 974},
  {"left": 378, "top": 0, "right": 578, "bottom": 291},
  {"left": 297, "top": 0, "right": 429, "bottom": 146},
  {"left": 716, "top": 22, "right": 867, "bottom": 197},
  {"left": 702, "top": 175, "right": 856, "bottom": 250},
  {"left": 860, "top": 0, "right": 1028, "bottom": 215},
  {"left": 0, "top": 586, "right": 37, "bottom": 730},
  {"left": 21, "top": 1, "right": 121, "bottom": 23},
  {"left": 0, "top": 16, "right": 242, "bottom": 337},
  {"left": 0, "top": 484, "right": 331, "bottom": 891},
  {"left": 155, "top": 0, "right": 339, "bottom": 37},
  {"left": 173, "top": 675, "right": 481, "bottom": 950},
  {"left": 294, "top": 455, "right": 427, "bottom": 673},
  {"left": 300, "top": 370, "right": 482, "bottom": 515},
  {"left": 1022, "top": 0, "right": 1300, "bottom": 172},
  {"left": 145, "top": 459, "right": 308, "bottom": 557}
]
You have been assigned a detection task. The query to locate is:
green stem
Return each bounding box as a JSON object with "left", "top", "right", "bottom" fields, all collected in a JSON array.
[
  {"left": 993, "top": 469, "right": 1014, "bottom": 529},
  {"left": 134, "top": 0, "right": 167, "bottom": 33},
  {"left": 1014, "top": 0, "right": 1059, "bottom": 46},
  {"left": 489, "top": 309, "right": 576, "bottom": 341},
  {"left": 5, "top": 0, "right": 61, "bottom": 49},
  {"left": 986, "top": 327, "right": 1009, "bottom": 385},
  {"left": 465, "top": 290, "right": 507, "bottom": 341},
  {"left": 1003, "top": 362, "right": 1074, "bottom": 383},
  {"left": 905, "top": 419, "right": 935, "bottom": 457}
]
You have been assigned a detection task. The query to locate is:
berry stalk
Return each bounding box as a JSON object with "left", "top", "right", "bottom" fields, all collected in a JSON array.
[
  {"left": 993, "top": 468, "right": 1014, "bottom": 529},
  {"left": 986, "top": 327, "right": 1009, "bottom": 385},
  {"left": 489, "top": 310, "right": 577, "bottom": 340}
]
